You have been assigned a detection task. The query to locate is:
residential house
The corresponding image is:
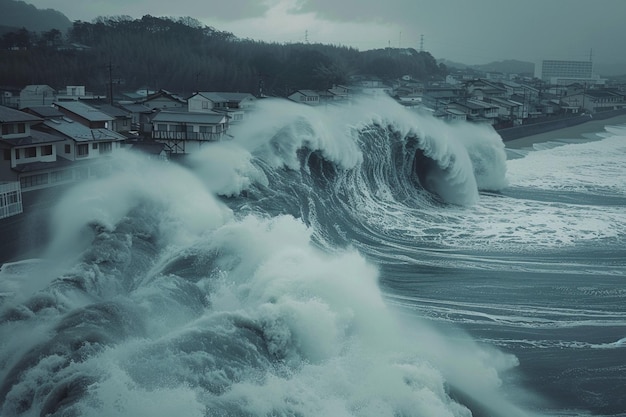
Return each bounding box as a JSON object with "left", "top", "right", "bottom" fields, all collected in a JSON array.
[
  {"left": 448, "top": 100, "right": 499, "bottom": 124},
  {"left": 188, "top": 92, "right": 256, "bottom": 123},
  {"left": 288, "top": 90, "right": 321, "bottom": 106},
  {"left": 0, "top": 106, "right": 67, "bottom": 216},
  {"left": 349, "top": 77, "right": 393, "bottom": 97},
  {"left": 484, "top": 97, "right": 525, "bottom": 120},
  {"left": 561, "top": 89, "right": 626, "bottom": 113},
  {"left": 139, "top": 89, "right": 186, "bottom": 110},
  {"left": 96, "top": 104, "right": 133, "bottom": 134},
  {"left": 117, "top": 103, "right": 153, "bottom": 133},
  {"left": 326, "top": 85, "right": 352, "bottom": 102},
  {"left": 53, "top": 101, "right": 113, "bottom": 129},
  {"left": 150, "top": 110, "right": 229, "bottom": 155},
  {"left": 465, "top": 79, "right": 506, "bottom": 101},
  {"left": 1, "top": 87, "right": 20, "bottom": 108},
  {"left": 19, "top": 85, "right": 56, "bottom": 109}
]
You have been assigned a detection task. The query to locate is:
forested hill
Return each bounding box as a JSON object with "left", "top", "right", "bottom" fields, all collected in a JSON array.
[
  {"left": 0, "top": 0, "right": 71, "bottom": 32},
  {"left": 0, "top": 15, "right": 447, "bottom": 97}
]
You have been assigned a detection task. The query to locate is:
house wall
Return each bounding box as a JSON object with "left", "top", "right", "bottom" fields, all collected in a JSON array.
[
  {"left": 19, "top": 87, "right": 56, "bottom": 109},
  {"left": 143, "top": 97, "right": 185, "bottom": 110},
  {"left": 188, "top": 96, "right": 215, "bottom": 112},
  {"left": 0, "top": 145, "right": 17, "bottom": 181}
]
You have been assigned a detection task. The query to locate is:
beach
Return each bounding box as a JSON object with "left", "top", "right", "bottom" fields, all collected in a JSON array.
[{"left": 504, "top": 113, "right": 626, "bottom": 149}]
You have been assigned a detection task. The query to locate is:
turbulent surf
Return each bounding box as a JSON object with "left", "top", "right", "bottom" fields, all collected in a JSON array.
[{"left": 1, "top": 97, "right": 625, "bottom": 417}]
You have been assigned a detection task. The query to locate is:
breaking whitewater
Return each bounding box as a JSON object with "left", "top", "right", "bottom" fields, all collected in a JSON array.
[{"left": 1, "top": 97, "right": 625, "bottom": 417}]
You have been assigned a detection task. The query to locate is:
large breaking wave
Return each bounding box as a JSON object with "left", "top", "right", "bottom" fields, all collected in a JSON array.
[{"left": 0, "top": 98, "right": 541, "bottom": 417}]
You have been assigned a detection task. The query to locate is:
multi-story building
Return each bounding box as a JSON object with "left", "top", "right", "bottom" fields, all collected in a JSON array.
[{"left": 535, "top": 59, "right": 603, "bottom": 86}]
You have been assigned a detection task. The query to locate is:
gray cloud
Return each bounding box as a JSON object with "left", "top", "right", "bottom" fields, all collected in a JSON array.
[{"left": 25, "top": 0, "right": 626, "bottom": 70}]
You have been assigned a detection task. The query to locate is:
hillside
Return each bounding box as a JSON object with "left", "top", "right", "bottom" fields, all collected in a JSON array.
[
  {"left": 474, "top": 59, "right": 535, "bottom": 75},
  {"left": 0, "top": 0, "right": 71, "bottom": 32},
  {"left": 0, "top": 15, "right": 447, "bottom": 96}
]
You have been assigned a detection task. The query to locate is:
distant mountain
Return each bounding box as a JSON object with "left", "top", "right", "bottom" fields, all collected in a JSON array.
[
  {"left": 474, "top": 59, "right": 535, "bottom": 75},
  {"left": 439, "top": 58, "right": 535, "bottom": 76},
  {"left": 0, "top": 0, "right": 72, "bottom": 32}
]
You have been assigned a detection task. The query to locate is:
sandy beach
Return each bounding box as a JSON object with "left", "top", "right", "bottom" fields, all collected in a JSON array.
[{"left": 504, "top": 113, "right": 626, "bottom": 149}]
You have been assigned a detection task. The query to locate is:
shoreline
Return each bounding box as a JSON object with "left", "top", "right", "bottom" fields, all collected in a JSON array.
[{"left": 503, "top": 113, "right": 626, "bottom": 149}]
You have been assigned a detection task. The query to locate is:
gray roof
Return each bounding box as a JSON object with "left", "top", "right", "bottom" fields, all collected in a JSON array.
[
  {"left": 23, "top": 106, "right": 65, "bottom": 119},
  {"left": 54, "top": 101, "right": 114, "bottom": 122},
  {"left": 0, "top": 105, "right": 42, "bottom": 123},
  {"left": 194, "top": 92, "right": 255, "bottom": 103},
  {"left": 118, "top": 103, "right": 153, "bottom": 114},
  {"left": 12, "top": 156, "right": 74, "bottom": 173},
  {"left": 151, "top": 111, "right": 227, "bottom": 124},
  {"left": 44, "top": 119, "right": 126, "bottom": 142},
  {"left": 0, "top": 129, "right": 65, "bottom": 147},
  {"left": 96, "top": 104, "right": 131, "bottom": 118}
]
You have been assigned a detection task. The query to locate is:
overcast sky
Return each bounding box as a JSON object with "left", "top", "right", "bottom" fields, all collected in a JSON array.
[{"left": 27, "top": 0, "right": 626, "bottom": 69}]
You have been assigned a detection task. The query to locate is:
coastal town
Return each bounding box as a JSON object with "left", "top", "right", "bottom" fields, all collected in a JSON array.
[{"left": 2, "top": 56, "right": 626, "bottom": 227}]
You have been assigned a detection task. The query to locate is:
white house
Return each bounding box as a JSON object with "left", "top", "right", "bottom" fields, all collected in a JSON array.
[
  {"left": 151, "top": 110, "right": 229, "bottom": 155},
  {"left": 288, "top": 90, "right": 321, "bottom": 105},
  {"left": 187, "top": 92, "right": 256, "bottom": 123},
  {"left": 0, "top": 105, "right": 68, "bottom": 207},
  {"left": 19, "top": 85, "right": 56, "bottom": 109}
]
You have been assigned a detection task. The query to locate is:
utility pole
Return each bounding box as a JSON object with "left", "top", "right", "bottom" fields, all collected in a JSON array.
[
  {"left": 107, "top": 59, "right": 113, "bottom": 105},
  {"left": 420, "top": 34, "right": 424, "bottom": 52}
]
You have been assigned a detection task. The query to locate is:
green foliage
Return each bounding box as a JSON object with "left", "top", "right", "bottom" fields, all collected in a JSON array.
[{"left": 0, "top": 15, "right": 447, "bottom": 96}]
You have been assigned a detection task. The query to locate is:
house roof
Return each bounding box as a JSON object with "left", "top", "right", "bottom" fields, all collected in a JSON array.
[
  {"left": 193, "top": 92, "right": 255, "bottom": 103},
  {"left": 23, "top": 105, "right": 65, "bottom": 119},
  {"left": 151, "top": 110, "right": 227, "bottom": 124},
  {"left": 21, "top": 85, "right": 55, "bottom": 94},
  {"left": 11, "top": 156, "right": 75, "bottom": 173},
  {"left": 0, "top": 105, "right": 42, "bottom": 123},
  {"left": 54, "top": 101, "right": 114, "bottom": 122},
  {"left": 292, "top": 90, "right": 320, "bottom": 97},
  {"left": 141, "top": 89, "right": 187, "bottom": 104},
  {"left": 0, "top": 129, "right": 65, "bottom": 147},
  {"left": 118, "top": 103, "right": 153, "bottom": 114},
  {"left": 96, "top": 104, "right": 131, "bottom": 118},
  {"left": 43, "top": 119, "right": 126, "bottom": 142}
]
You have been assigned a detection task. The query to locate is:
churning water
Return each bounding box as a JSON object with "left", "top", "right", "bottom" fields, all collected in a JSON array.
[{"left": 1, "top": 98, "right": 625, "bottom": 417}]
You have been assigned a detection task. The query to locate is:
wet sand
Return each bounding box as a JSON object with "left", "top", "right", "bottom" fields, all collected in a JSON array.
[{"left": 504, "top": 113, "right": 626, "bottom": 149}]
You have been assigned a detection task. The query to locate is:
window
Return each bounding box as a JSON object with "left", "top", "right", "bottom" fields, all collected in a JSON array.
[
  {"left": 17, "top": 123, "right": 25, "bottom": 134},
  {"left": 76, "top": 144, "right": 89, "bottom": 157},
  {"left": 41, "top": 145, "right": 53, "bottom": 156},
  {"left": 202, "top": 101, "right": 209, "bottom": 109},
  {"left": 2, "top": 124, "right": 13, "bottom": 135},
  {"left": 157, "top": 124, "right": 167, "bottom": 131},
  {"left": 20, "top": 173, "right": 49, "bottom": 189},
  {"left": 25, "top": 147, "right": 36, "bottom": 158},
  {"left": 14, "top": 149, "right": 20, "bottom": 159},
  {"left": 50, "top": 170, "right": 72, "bottom": 183},
  {"left": 100, "top": 142, "right": 112, "bottom": 154},
  {"left": 65, "top": 144, "right": 71, "bottom": 153},
  {"left": 92, "top": 142, "right": 98, "bottom": 150}
]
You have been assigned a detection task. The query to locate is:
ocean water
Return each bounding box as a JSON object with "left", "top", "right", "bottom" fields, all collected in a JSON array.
[{"left": 0, "top": 98, "right": 625, "bottom": 417}]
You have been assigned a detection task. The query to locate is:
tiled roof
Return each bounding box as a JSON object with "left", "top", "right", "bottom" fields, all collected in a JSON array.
[
  {"left": 151, "top": 111, "right": 227, "bottom": 124},
  {"left": 54, "top": 101, "right": 113, "bottom": 122},
  {"left": 0, "top": 105, "right": 42, "bottom": 123},
  {"left": 0, "top": 129, "right": 65, "bottom": 147},
  {"left": 44, "top": 119, "right": 126, "bottom": 142}
]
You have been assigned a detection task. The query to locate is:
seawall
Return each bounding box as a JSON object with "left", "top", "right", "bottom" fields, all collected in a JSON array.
[{"left": 497, "top": 109, "right": 626, "bottom": 141}]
